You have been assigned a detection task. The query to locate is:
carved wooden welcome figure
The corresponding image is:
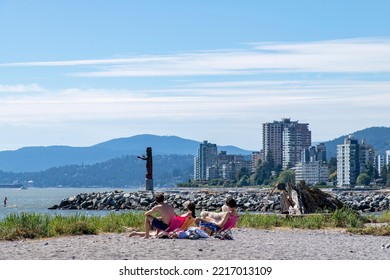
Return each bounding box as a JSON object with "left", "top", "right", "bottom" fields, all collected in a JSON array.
[{"left": 137, "top": 147, "right": 153, "bottom": 191}]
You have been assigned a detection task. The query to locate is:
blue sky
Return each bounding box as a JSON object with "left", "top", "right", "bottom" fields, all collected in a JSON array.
[{"left": 1, "top": 0, "right": 390, "bottom": 151}]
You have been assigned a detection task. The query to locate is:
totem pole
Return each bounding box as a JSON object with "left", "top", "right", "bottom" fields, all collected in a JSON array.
[{"left": 137, "top": 147, "right": 153, "bottom": 191}]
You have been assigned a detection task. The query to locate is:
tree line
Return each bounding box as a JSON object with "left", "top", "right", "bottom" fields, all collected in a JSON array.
[{"left": 0, "top": 154, "right": 194, "bottom": 188}]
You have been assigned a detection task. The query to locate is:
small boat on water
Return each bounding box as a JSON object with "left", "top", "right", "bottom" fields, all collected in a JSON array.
[{"left": 0, "top": 183, "right": 24, "bottom": 189}]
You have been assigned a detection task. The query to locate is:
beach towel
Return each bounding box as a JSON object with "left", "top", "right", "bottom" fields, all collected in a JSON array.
[{"left": 176, "top": 227, "right": 209, "bottom": 239}]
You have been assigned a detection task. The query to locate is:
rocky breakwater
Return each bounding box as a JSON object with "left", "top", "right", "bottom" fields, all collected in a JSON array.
[
  {"left": 49, "top": 189, "right": 282, "bottom": 212},
  {"left": 335, "top": 191, "right": 390, "bottom": 212},
  {"left": 49, "top": 189, "right": 390, "bottom": 213}
]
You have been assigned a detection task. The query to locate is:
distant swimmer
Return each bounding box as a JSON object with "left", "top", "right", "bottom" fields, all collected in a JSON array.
[{"left": 3, "top": 196, "right": 8, "bottom": 207}]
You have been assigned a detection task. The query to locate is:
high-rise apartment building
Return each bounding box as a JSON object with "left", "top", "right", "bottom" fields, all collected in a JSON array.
[
  {"left": 359, "top": 139, "right": 377, "bottom": 173},
  {"left": 251, "top": 151, "right": 262, "bottom": 173},
  {"left": 337, "top": 137, "right": 379, "bottom": 187},
  {"left": 194, "top": 140, "right": 218, "bottom": 180},
  {"left": 376, "top": 150, "right": 390, "bottom": 174},
  {"left": 337, "top": 136, "right": 360, "bottom": 187},
  {"left": 282, "top": 121, "right": 312, "bottom": 169},
  {"left": 295, "top": 143, "right": 328, "bottom": 185},
  {"left": 262, "top": 118, "right": 311, "bottom": 169},
  {"left": 302, "top": 143, "right": 327, "bottom": 163},
  {"left": 262, "top": 120, "right": 284, "bottom": 166}
]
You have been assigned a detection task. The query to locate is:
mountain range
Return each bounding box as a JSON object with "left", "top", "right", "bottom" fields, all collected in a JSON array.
[
  {"left": 322, "top": 126, "right": 390, "bottom": 159},
  {"left": 1, "top": 127, "right": 389, "bottom": 173},
  {"left": 0, "top": 134, "right": 252, "bottom": 172}
]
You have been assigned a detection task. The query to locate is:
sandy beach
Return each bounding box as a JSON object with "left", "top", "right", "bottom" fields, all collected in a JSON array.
[{"left": 1, "top": 228, "right": 390, "bottom": 260}]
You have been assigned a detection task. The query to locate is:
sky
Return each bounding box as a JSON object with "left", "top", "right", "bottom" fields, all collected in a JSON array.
[{"left": 1, "top": 0, "right": 390, "bottom": 151}]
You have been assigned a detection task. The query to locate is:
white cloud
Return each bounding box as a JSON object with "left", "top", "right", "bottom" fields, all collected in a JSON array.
[
  {"left": 0, "top": 83, "right": 44, "bottom": 93},
  {"left": 1, "top": 80, "right": 389, "bottom": 124},
  {"left": 1, "top": 37, "right": 390, "bottom": 150},
  {"left": 1, "top": 37, "right": 390, "bottom": 77}
]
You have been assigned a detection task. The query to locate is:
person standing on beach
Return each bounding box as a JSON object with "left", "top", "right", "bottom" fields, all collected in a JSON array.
[
  {"left": 4, "top": 196, "right": 8, "bottom": 207},
  {"left": 129, "top": 193, "right": 176, "bottom": 238}
]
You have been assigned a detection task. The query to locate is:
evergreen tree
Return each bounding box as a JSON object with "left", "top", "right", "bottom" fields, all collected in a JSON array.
[
  {"left": 254, "top": 150, "right": 276, "bottom": 185},
  {"left": 356, "top": 172, "right": 371, "bottom": 186},
  {"left": 380, "top": 165, "right": 388, "bottom": 180},
  {"left": 328, "top": 157, "right": 337, "bottom": 175},
  {"left": 277, "top": 169, "right": 295, "bottom": 184}
]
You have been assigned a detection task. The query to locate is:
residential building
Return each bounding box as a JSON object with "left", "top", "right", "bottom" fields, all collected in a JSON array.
[
  {"left": 294, "top": 161, "right": 329, "bottom": 185},
  {"left": 194, "top": 140, "right": 218, "bottom": 180},
  {"left": 378, "top": 150, "right": 390, "bottom": 174},
  {"left": 315, "top": 143, "right": 327, "bottom": 162},
  {"left": 221, "top": 162, "right": 236, "bottom": 180},
  {"left": 262, "top": 120, "right": 284, "bottom": 167},
  {"left": 337, "top": 136, "right": 360, "bottom": 187},
  {"left": 301, "top": 143, "right": 327, "bottom": 163},
  {"left": 359, "top": 139, "right": 377, "bottom": 173},
  {"left": 218, "top": 151, "right": 251, "bottom": 180},
  {"left": 295, "top": 143, "right": 328, "bottom": 185},
  {"left": 377, "top": 154, "right": 386, "bottom": 175},
  {"left": 251, "top": 151, "right": 262, "bottom": 173},
  {"left": 194, "top": 143, "right": 251, "bottom": 181},
  {"left": 282, "top": 121, "right": 311, "bottom": 169},
  {"left": 262, "top": 118, "right": 311, "bottom": 169}
]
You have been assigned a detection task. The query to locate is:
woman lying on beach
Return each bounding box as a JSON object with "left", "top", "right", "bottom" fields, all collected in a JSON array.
[{"left": 194, "top": 197, "right": 239, "bottom": 236}]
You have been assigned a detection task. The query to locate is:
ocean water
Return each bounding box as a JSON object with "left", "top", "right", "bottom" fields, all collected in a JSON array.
[{"left": 0, "top": 187, "right": 141, "bottom": 220}]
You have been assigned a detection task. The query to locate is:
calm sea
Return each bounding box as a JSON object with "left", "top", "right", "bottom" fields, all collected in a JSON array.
[{"left": 0, "top": 187, "right": 144, "bottom": 220}]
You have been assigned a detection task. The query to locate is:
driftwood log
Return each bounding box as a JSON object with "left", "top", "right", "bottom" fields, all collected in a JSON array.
[{"left": 291, "top": 181, "right": 344, "bottom": 214}]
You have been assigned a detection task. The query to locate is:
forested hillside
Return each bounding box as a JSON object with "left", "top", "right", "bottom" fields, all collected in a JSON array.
[
  {"left": 0, "top": 134, "right": 251, "bottom": 172},
  {"left": 324, "top": 127, "right": 390, "bottom": 158},
  {"left": 0, "top": 154, "right": 194, "bottom": 188}
]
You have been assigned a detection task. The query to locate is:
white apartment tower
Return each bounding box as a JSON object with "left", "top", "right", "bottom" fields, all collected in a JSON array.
[
  {"left": 376, "top": 150, "right": 390, "bottom": 175},
  {"left": 337, "top": 136, "right": 359, "bottom": 187},
  {"left": 294, "top": 161, "right": 329, "bottom": 185}
]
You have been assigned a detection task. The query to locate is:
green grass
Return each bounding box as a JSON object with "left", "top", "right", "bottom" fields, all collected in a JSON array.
[
  {"left": 0, "top": 208, "right": 388, "bottom": 240},
  {"left": 364, "top": 211, "right": 390, "bottom": 223},
  {"left": 238, "top": 207, "right": 366, "bottom": 230},
  {"left": 0, "top": 212, "right": 145, "bottom": 241},
  {"left": 347, "top": 226, "right": 390, "bottom": 236}
]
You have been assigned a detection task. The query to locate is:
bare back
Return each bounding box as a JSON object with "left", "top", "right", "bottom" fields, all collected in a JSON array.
[{"left": 154, "top": 203, "right": 176, "bottom": 225}]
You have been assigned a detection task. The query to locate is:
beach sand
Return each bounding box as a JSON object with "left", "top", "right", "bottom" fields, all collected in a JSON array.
[{"left": 1, "top": 228, "right": 390, "bottom": 260}]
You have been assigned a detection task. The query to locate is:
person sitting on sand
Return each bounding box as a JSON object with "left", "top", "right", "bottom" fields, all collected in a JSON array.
[
  {"left": 129, "top": 199, "right": 197, "bottom": 238},
  {"left": 129, "top": 193, "right": 176, "bottom": 238},
  {"left": 177, "top": 202, "right": 197, "bottom": 230},
  {"left": 194, "top": 198, "right": 239, "bottom": 236}
]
